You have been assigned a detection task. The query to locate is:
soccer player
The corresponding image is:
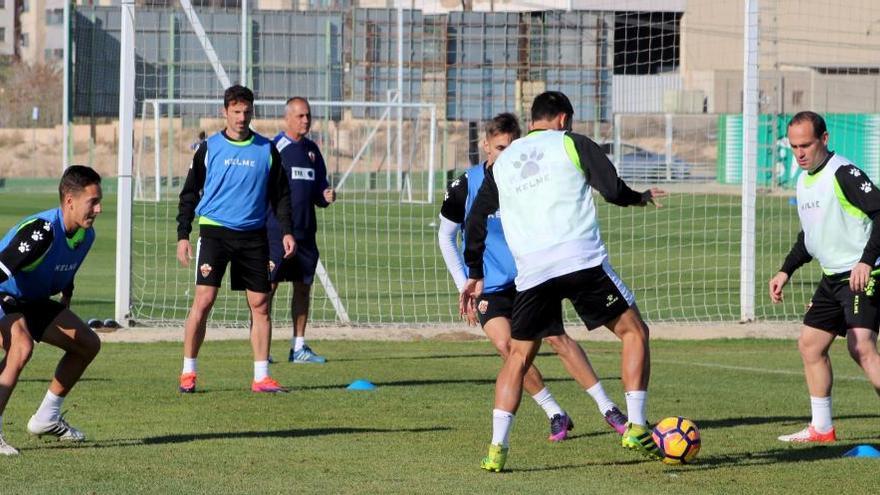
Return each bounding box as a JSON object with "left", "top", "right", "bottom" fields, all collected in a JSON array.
[
  {"left": 267, "top": 97, "right": 336, "bottom": 364},
  {"left": 0, "top": 165, "right": 104, "bottom": 456},
  {"left": 438, "top": 112, "right": 628, "bottom": 442},
  {"left": 176, "top": 85, "right": 295, "bottom": 394},
  {"left": 769, "top": 111, "right": 880, "bottom": 443},
  {"left": 462, "top": 91, "right": 666, "bottom": 471}
]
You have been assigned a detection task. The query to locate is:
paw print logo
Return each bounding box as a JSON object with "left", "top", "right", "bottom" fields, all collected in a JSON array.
[
  {"left": 850, "top": 168, "right": 862, "bottom": 177},
  {"left": 31, "top": 230, "right": 43, "bottom": 241},
  {"left": 861, "top": 181, "right": 872, "bottom": 193},
  {"left": 513, "top": 149, "right": 543, "bottom": 179}
]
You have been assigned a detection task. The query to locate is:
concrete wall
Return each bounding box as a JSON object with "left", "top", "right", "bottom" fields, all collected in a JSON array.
[
  {"left": 681, "top": 0, "right": 880, "bottom": 114},
  {"left": 0, "top": 0, "right": 13, "bottom": 56}
]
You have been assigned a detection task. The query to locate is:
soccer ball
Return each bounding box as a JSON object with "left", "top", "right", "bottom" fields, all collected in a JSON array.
[{"left": 652, "top": 416, "right": 701, "bottom": 465}]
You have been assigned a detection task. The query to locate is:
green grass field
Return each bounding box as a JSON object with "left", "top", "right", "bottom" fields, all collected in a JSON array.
[
  {"left": 1, "top": 339, "right": 878, "bottom": 494},
  {"left": 0, "top": 189, "right": 877, "bottom": 493},
  {"left": 0, "top": 186, "right": 819, "bottom": 326}
]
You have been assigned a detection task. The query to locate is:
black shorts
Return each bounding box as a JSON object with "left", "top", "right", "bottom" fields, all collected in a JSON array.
[
  {"left": 0, "top": 296, "right": 66, "bottom": 342},
  {"left": 804, "top": 275, "right": 880, "bottom": 336},
  {"left": 476, "top": 287, "right": 515, "bottom": 327},
  {"left": 511, "top": 262, "right": 635, "bottom": 341},
  {"left": 195, "top": 235, "right": 271, "bottom": 293},
  {"left": 269, "top": 236, "right": 319, "bottom": 285}
]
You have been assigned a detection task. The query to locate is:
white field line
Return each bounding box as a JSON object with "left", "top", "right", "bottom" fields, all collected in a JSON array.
[{"left": 654, "top": 359, "right": 868, "bottom": 382}]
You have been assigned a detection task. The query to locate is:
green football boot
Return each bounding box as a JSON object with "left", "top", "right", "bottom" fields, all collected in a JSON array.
[
  {"left": 621, "top": 422, "right": 662, "bottom": 460},
  {"left": 480, "top": 443, "right": 509, "bottom": 472}
]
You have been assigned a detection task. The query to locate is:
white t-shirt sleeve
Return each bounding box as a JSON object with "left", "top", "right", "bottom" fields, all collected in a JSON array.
[{"left": 437, "top": 214, "right": 467, "bottom": 291}]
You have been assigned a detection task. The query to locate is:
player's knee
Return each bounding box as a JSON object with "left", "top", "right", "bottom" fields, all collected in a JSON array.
[
  {"left": 81, "top": 331, "right": 101, "bottom": 361},
  {"left": 191, "top": 294, "right": 216, "bottom": 315},
  {"left": 249, "top": 298, "right": 270, "bottom": 315},
  {"left": 847, "top": 339, "right": 878, "bottom": 364},
  {"left": 797, "top": 334, "right": 826, "bottom": 360},
  {"left": 9, "top": 338, "right": 34, "bottom": 369},
  {"left": 507, "top": 347, "right": 533, "bottom": 370},
  {"left": 543, "top": 335, "right": 568, "bottom": 353},
  {"left": 492, "top": 339, "right": 511, "bottom": 358}
]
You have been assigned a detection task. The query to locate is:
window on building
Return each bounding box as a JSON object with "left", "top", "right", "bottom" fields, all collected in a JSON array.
[
  {"left": 20, "top": 33, "right": 28, "bottom": 47},
  {"left": 22, "top": 0, "right": 29, "bottom": 13},
  {"left": 0, "top": 28, "right": 5, "bottom": 43},
  {"left": 44, "top": 48, "right": 63, "bottom": 60},
  {"left": 46, "top": 8, "right": 63, "bottom": 25},
  {"left": 0, "top": 0, "right": 6, "bottom": 10}
]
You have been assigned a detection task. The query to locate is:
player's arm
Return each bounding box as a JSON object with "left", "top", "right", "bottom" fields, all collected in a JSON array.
[
  {"left": 312, "top": 147, "right": 334, "bottom": 208},
  {"left": 437, "top": 173, "right": 469, "bottom": 291},
  {"left": 0, "top": 219, "right": 55, "bottom": 284},
  {"left": 268, "top": 145, "right": 294, "bottom": 237},
  {"left": 463, "top": 170, "right": 498, "bottom": 281},
  {"left": 461, "top": 170, "right": 497, "bottom": 318},
  {"left": 176, "top": 141, "right": 207, "bottom": 242},
  {"left": 833, "top": 164, "right": 880, "bottom": 291},
  {"left": 565, "top": 132, "right": 663, "bottom": 207},
  {"left": 268, "top": 145, "right": 296, "bottom": 257},
  {"left": 770, "top": 231, "right": 811, "bottom": 303}
]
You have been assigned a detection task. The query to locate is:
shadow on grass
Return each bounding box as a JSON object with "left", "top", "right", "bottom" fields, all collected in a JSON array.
[
  {"left": 693, "top": 413, "right": 880, "bottom": 429},
  {"left": 280, "top": 376, "right": 621, "bottom": 391},
  {"left": 510, "top": 458, "right": 651, "bottom": 472},
  {"left": 329, "top": 350, "right": 601, "bottom": 363},
  {"left": 18, "top": 377, "right": 112, "bottom": 383},
  {"left": 25, "top": 426, "right": 452, "bottom": 451},
  {"left": 684, "top": 442, "right": 869, "bottom": 471},
  {"left": 329, "top": 352, "right": 498, "bottom": 363}
]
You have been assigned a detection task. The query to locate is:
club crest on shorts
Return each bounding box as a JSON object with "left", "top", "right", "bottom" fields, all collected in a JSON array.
[
  {"left": 308, "top": 151, "right": 316, "bottom": 163},
  {"left": 605, "top": 294, "right": 619, "bottom": 307},
  {"left": 268, "top": 260, "right": 276, "bottom": 273},
  {"left": 200, "top": 263, "right": 212, "bottom": 278},
  {"left": 478, "top": 299, "right": 489, "bottom": 314}
]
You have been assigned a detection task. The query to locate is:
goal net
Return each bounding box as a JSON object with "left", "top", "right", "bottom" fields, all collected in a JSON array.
[{"left": 68, "top": 2, "right": 880, "bottom": 327}]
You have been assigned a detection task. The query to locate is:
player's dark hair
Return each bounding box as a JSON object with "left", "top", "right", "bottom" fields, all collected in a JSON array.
[
  {"left": 224, "top": 85, "right": 254, "bottom": 108},
  {"left": 531, "top": 91, "right": 574, "bottom": 123},
  {"left": 484, "top": 112, "right": 521, "bottom": 139},
  {"left": 788, "top": 111, "right": 827, "bottom": 139},
  {"left": 59, "top": 165, "right": 101, "bottom": 202}
]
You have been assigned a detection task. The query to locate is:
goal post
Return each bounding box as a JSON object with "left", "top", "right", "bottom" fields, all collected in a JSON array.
[{"left": 126, "top": 96, "right": 438, "bottom": 327}]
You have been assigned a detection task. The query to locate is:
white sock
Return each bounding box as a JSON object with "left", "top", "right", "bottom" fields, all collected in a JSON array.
[
  {"left": 254, "top": 361, "right": 269, "bottom": 382},
  {"left": 491, "top": 409, "right": 515, "bottom": 447},
  {"left": 531, "top": 387, "right": 564, "bottom": 419},
  {"left": 34, "top": 390, "right": 64, "bottom": 423},
  {"left": 182, "top": 357, "right": 197, "bottom": 374},
  {"left": 624, "top": 390, "right": 648, "bottom": 426},
  {"left": 586, "top": 382, "right": 616, "bottom": 415},
  {"left": 810, "top": 396, "right": 833, "bottom": 432},
  {"left": 293, "top": 336, "right": 305, "bottom": 352}
]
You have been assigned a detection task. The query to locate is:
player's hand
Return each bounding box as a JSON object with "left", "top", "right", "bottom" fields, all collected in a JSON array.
[
  {"left": 177, "top": 239, "right": 192, "bottom": 267},
  {"left": 458, "top": 278, "right": 484, "bottom": 320},
  {"left": 323, "top": 187, "right": 337, "bottom": 204},
  {"left": 282, "top": 235, "right": 296, "bottom": 259},
  {"left": 459, "top": 288, "right": 479, "bottom": 327},
  {"left": 849, "top": 262, "right": 872, "bottom": 293},
  {"left": 645, "top": 188, "right": 667, "bottom": 208},
  {"left": 768, "top": 271, "right": 789, "bottom": 303}
]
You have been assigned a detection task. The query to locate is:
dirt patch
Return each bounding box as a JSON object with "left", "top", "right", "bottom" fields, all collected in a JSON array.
[
  {"left": 97, "top": 321, "right": 801, "bottom": 344},
  {"left": 432, "top": 330, "right": 486, "bottom": 342}
]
